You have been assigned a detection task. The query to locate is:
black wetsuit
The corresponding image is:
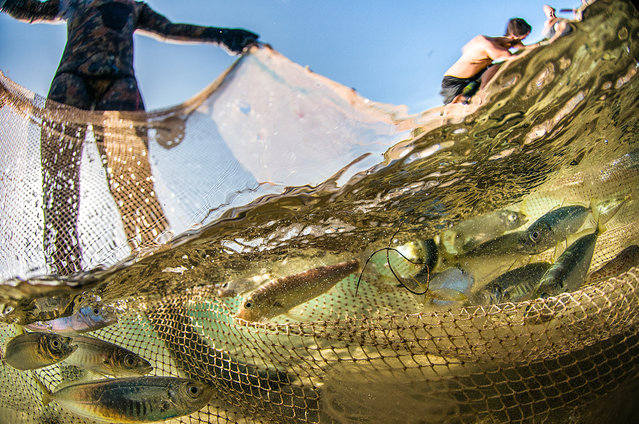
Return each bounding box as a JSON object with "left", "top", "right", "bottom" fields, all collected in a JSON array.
[{"left": 1, "top": 0, "right": 258, "bottom": 111}]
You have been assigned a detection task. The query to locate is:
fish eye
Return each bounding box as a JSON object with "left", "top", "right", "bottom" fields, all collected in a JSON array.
[
  {"left": 530, "top": 230, "right": 540, "bottom": 242},
  {"left": 124, "top": 354, "right": 135, "bottom": 367},
  {"left": 508, "top": 213, "right": 517, "bottom": 222},
  {"left": 222, "top": 282, "right": 228, "bottom": 288},
  {"left": 187, "top": 384, "right": 201, "bottom": 397},
  {"left": 244, "top": 301, "right": 252, "bottom": 308},
  {"left": 92, "top": 307, "right": 101, "bottom": 315},
  {"left": 50, "top": 338, "right": 61, "bottom": 349}
]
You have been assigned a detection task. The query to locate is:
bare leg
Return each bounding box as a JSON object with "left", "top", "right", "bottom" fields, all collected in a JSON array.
[
  {"left": 480, "top": 63, "right": 502, "bottom": 87},
  {"left": 449, "top": 94, "right": 468, "bottom": 104},
  {"left": 41, "top": 122, "right": 85, "bottom": 275}
]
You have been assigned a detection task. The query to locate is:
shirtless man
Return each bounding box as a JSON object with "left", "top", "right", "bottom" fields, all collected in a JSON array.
[
  {"left": 1, "top": 0, "right": 259, "bottom": 274},
  {"left": 440, "top": 18, "right": 531, "bottom": 105}
]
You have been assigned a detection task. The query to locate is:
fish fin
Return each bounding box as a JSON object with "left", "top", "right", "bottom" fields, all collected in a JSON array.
[
  {"left": 92, "top": 369, "right": 112, "bottom": 378},
  {"left": 31, "top": 372, "right": 53, "bottom": 405},
  {"left": 591, "top": 194, "right": 630, "bottom": 227},
  {"left": 589, "top": 199, "right": 603, "bottom": 230},
  {"left": 429, "top": 288, "right": 468, "bottom": 302},
  {"left": 585, "top": 212, "right": 607, "bottom": 236},
  {"left": 552, "top": 240, "right": 563, "bottom": 262},
  {"left": 598, "top": 221, "right": 608, "bottom": 235},
  {"left": 283, "top": 311, "right": 305, "bottom": 321},
  {"left": 61, "top": 296, "right": 77, "bottom": 317}
]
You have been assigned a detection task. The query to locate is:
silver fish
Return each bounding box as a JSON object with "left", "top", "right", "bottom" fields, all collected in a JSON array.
[
  {"left": 441, "top": 209, "right": 527, "bottom": 255},
  {"left": 4, "top": 332, "right": 77, "bottom": 370},
  {"left": 38, "top": 376, "right": 214, "bottom": 423},
  {"left": 236, "top": 260, "right": 360, "bottom": 322},
  {"left": 26, "top": 305, "right": 117, "bottom": 334},
  {"left": 535, "top": 230, "right": 599, "bottom": 298},
  {"left": 468, "top": 205, "right": 589, "bottom": 257},
  {"left": 360, "top": 239, "right": 438, "bottom": 294},
  {"left": 425, "top": 267, "right": 474, "bottom": 306},
  {"left": 3, "top": 294, "right": 76, "bottom": 326},
  {"left": 217, "top": 273, "right": 272, "bottom": 298},
  {"left": 65, "top": 335, "right": 153, "bottom": 377},
  {"left": 472, "top": 262, "right": 552, "bottom": 305}
]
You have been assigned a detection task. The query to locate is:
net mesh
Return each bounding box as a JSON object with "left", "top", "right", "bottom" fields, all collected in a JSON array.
[{"left": 1, "top": 0, "right": 638, "bottom": 423}]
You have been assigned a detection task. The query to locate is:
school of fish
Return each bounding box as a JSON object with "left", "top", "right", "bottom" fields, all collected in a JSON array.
[
  {"left": 2, "top": 297, "right": 213, "bottom": 422},
  {"left": 1, "top": 190, "right": 634, "bottom": 422}
]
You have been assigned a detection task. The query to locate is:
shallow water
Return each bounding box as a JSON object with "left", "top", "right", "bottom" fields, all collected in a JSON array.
[
  {"left": 0, "top": 1, "right": 638, "bottom": 423},
  {"left": 85, "top": 0, "right": 638, "bottom": 305}
]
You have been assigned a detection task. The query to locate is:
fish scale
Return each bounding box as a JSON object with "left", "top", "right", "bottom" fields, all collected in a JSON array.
[
  {"left": 4, "top": 332, "right": 77, "bottom": 370},
  {"left": 63, "top": 335, "right": 152, "bottom": 377},
  {"left": 41, "top": 376, "right": 214, "bottom": 423}
]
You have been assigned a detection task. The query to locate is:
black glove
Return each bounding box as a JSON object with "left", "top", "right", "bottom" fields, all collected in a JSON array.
[{"left": 219, "top": 28, "right": 259, "bottom": 53}]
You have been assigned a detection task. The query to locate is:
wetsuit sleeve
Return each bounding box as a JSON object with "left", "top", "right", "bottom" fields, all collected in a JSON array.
[
  {"left": 0, "top": 0, "right": 61, "bottom": 23},
  {"left": 136, "top": 2, "right": 258, "bottom": 53}
]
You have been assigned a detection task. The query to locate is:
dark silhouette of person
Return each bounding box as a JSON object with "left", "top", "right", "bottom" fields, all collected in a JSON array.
[{"left": 1, "top": 0, "right": 259, "bottom": 275}]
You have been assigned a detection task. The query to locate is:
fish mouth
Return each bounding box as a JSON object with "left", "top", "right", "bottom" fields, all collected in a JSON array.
[
  {"left": 139, "top": 365, "right": 153, "bottom": 375},
  {"left": 235, "top": 308, "right": 258, "bottom": 322}
]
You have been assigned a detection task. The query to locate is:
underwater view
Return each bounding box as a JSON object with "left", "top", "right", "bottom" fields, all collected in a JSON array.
[{"left": 0, "top": 0, "right": 638, "bottom": 423}]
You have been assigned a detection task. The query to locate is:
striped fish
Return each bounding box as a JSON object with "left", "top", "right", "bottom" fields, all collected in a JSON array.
[
  {"left": 38, "top": 376, "right": 213, "bottom": 423},
  {"left": 65, "top": 335, "right": 152, "bottom": 377}
]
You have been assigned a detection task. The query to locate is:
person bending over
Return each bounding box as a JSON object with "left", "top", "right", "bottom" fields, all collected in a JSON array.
[{"left": 440, "top": 18, "right": 531, "bottom": 105}]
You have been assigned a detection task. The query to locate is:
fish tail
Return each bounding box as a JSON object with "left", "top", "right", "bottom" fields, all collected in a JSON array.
[
  {"left": 31, "top": 372, "right": 53, "bottom": 406},
  {"left": 589, "top": 207, "right": 607, "bottom": 236},
  {"left": 589, "top": 198, "right": 603, "bottom": 231},
  {"left": 596, "top": 216, "right": 606, "bottom": 236},
  {"left": 591, "top": 194, "right": 630, "bottom": 227}
]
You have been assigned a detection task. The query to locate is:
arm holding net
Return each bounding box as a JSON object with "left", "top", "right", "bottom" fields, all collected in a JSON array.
[
  {"left": 136, "top": 3, "right": 258, "bottom": 53},
  {"left": 1, "top": 0, "right": 60, "bottom": 23}
]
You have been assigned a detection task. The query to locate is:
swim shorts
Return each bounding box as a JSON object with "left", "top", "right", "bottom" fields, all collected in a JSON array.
[{"left": 440, "top": 70, "right": 485, "bottom": 105}]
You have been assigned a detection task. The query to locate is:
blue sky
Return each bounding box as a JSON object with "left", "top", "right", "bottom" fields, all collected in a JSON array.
[{"left": 0, "top": 0, "right": 581, "bottom": 112}]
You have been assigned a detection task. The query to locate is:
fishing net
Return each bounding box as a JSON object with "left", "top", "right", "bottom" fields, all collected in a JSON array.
[{"left": 0, "top": 0, "right": 638, "bottom": 422}]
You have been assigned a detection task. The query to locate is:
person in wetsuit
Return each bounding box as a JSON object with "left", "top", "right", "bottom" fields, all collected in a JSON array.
[
  {"left": 1, "top": 0, "right": 257, "bottom": 111},
  {"left": 1, "top": 0, "right": 259, "bottom": 275},
  {"left": 440, "top": 18, "right": 531, "bottom": 105}
]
